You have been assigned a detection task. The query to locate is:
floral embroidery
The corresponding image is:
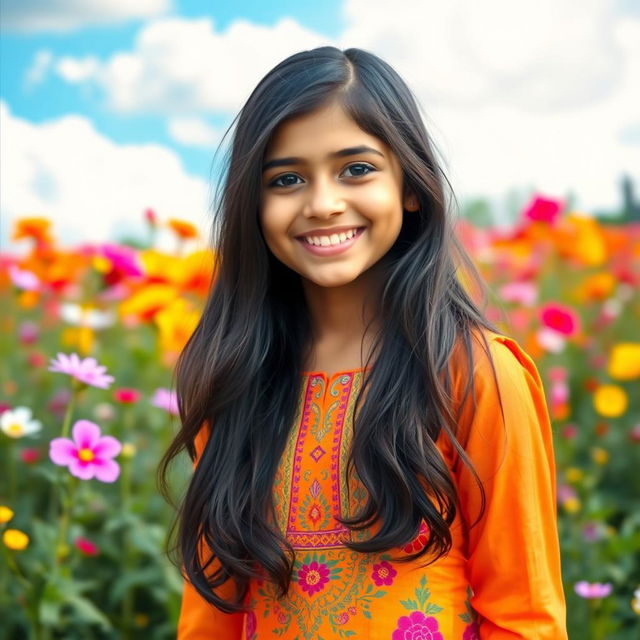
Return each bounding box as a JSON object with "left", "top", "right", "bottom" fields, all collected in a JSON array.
[
  {"left": 398, "top": 574, "right": 444, "bottom": 617},
  {"left": 458, "top": 586, "right": 479, "bottom": 638},
  {"left": 245, "top": 608, "right": 257, "bottom": 640},
  {"left": 401, "top": 522, "right": 430, "bottom": 554},
  {"left": 299, "top": 478, "right": 331, "bottom": 530},
  {"left": 297, "top": 559, "right": 331, "bottom": 595},
  {"left": 372, "top": 560, "right": 397, "bottom": 586},
  {"left": 392, "top": 611, "right": 444, "bottom": 640}
]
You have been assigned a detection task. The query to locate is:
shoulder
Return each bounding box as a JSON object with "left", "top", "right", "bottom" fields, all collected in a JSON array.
[{"left": 449, "top": 328, "right": 542, "bottom": 391}]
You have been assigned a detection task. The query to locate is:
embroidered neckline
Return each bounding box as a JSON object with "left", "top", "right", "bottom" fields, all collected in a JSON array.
[{"left": 301, "top": 366, "right": 372, "bottom": 379}]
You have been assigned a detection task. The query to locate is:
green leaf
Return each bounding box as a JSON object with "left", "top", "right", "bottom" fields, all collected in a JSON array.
[
  {"left": 400, "top": 598, "right": 418, "bottom": 610},
  {"left": 67, "top": 594, "right": 113, "bottom": 630}
]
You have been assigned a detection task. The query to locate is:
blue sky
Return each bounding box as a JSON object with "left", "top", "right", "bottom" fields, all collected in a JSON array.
[{"left": 1, "top": 0, "right": 639, "bottom": 247}]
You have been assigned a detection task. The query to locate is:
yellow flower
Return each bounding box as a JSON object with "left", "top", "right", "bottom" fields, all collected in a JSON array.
[
  {"left": 565, "top": 468, "right": 584, "bottom": 483},
  {"left": 0, "top": 506, "right": 14, "bottom": 524},
  {"left": 121, "top": 443, "right": 137, "bottom": 459},
  {"left": 3, "top": 528, "right": 29, "bottom": 550},
  {"left": 593, "top": 384, "right": 628, "bottom": 417},
  {"left": 154, "top": 298, "right": 199, "bottom": 354},
  {"left": 563, "top": 497, "right": 581, "bottom": 513},
  {"left": 591, "top": 447, "right": 610, "bottom": 466},
  {"left": 608, "top": 343, "right": 640, "bottom": 381}
]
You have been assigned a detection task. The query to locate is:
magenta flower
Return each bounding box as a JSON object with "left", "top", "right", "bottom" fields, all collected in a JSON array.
[
  {"left": 463, "top": 622, "right": 480, "bottom": 640},
  {"left": 74, "top": 536, "right": 100, "bottom": 556},
  {"left": 522, "top": 195, "right": 563, "bottom": 224},
  {"left": 539, "top": 303, "right": 580, "bottom": 336},
  {"left": 297, "top": 560, "right": 330, "bottom": 596},
  {"left": 372, "top": 560, "right": 397, "bottom": 586},
  {"left": 245, "top": 609, "right": 257, "bottom": 639},
  {"left": 574, "top": 581, "right": 613, "bottom": 599},
  {"left": 151, "top": 388, "right": 179, "bottom": 415},
  {"left": 48, "top": 353, "right": 115, "bottom": 389},
  {"left": 49, "top": 420, "right": 121, "bottom": 482},
  {"left": 392, "top": 611, "right": 444, "bottom": 640}
]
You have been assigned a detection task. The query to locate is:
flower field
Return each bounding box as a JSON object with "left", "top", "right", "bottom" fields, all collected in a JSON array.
[{"left": 1, "top": 197, "right": 639, "bottom": 639}]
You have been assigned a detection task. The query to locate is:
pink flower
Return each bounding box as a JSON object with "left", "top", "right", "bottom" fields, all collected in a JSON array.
[
  {"left": 75, "top": 536, "right": 99, "bottom": 556},
  {"left": 297, "top": 560, "right": 330, "bottom": 596},
  {"left": 151, "top": 388, "right": 179, "bottom": 416},
  {"left": 539, "top": 303, "right": 580, "bottom": 336},
  {"left": 49, "top": 420, "right": 121, "bottom": 482},
  {"left": 561, "top": 424, "right": 578, "bottom": 439},
  {"left": 499, "top": 281, "right": 538, "bottom": 306},
  {"left": 113, "top": 388, "right": 141, "bottom": 404},
  {"left": 145, "top": 208, "right": 157, "bottom": 226},
  {"left": 18, "top": 321, "right": 39, "bottom": 345},
  {"left": 392, "top": 611, "right": 444, "bottom": 640},
  {"left": 245, "top": 609, "right": 256, "bottom": 639},
  {"left": 49, "top": 353, "right": 115, "bottom": 389},
  {"left": 548, "top": 366, "right": 567, "bottom": 384},
  {"left": 522, "top": 195, "right": 563, "bottom": 224},
  {"left": 574, "top": 581, "right": 613, "bottom": 599},
  {"left": 536, "top": 328, "right": 566, "bottom": 354},
  {"left": 463, "top": 622, "right": 480, "bottom": 640},
  {"left": 8, "top": 265, "right": 41, "bottom": 291},
  {"left": 372, "top": 560, "right": 397, "bottom": 586}
]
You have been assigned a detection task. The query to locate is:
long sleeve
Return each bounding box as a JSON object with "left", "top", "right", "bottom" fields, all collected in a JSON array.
[
  {"left": 451, "top": 333, "right": 567, "bottom": 639},
  {"left": 177, "top": 425, "right": 245, "bottom": 639}
]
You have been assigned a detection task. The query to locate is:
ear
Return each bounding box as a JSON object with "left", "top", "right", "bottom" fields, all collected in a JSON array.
[{"left": 404, "top": 192, "right": 419, "bottom": 212}]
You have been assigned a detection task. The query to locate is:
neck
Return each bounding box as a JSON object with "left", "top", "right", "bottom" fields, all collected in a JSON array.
[{"left": 301, "top": 264, "right": 383, "bottom": 370}]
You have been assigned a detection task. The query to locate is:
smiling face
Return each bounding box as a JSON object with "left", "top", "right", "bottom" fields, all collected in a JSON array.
[{"left": 260, "top": 100, "right": 417, "bottom": 289}]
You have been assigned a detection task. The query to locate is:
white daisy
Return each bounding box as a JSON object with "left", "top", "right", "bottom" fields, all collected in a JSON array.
[{"left": 1, "top": 407, "right": 42, "bottom": 439}]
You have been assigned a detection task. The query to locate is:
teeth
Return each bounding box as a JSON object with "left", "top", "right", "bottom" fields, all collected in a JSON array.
[{"left": 303, "top": 228, "right": 360, "bottom": 246}]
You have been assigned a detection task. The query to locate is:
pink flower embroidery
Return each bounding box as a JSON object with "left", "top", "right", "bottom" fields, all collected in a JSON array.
[
  {"left": 48, "top": 352, "right": 115, "bottom": 389},
  {"left": 245, "top": 609, "right": 257, "bottom": 639},
  {"left": 392, "top": 611, "right": 444, "bottom": 640},
  {"left": 49, "top": 420, "right": 121, "bottom": 482},
  {"left": 297, "top": 560, "right": 330, "bottom": 596},
  {"left": 335, "top": 612, "right": 349, "bottom": 625},
  {"left": 372, "top": 560, "right": 397, "bottom": 586},
  {"left": 463, "top": 621, "right": 480, "bottom": 640}
]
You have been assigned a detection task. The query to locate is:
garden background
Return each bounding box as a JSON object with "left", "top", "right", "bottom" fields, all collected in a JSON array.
[{"left": 1, "top": 1, "right": 639, "bottom": 638}]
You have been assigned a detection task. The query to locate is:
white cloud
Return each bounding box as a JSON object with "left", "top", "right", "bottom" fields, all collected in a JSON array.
[
  {"left": 0, "top": 101, "right": 210, "bottom": 247},
  {"left": 167, "top": 117, "right": 222, "bottom": 148},
  {"left": 24, "top": 50, "right": 53, "bottom": 88},
  {"left": 54, "top": 16, "right": 331, "bottom": 113},
  {"left": 338, "top": 0, "right": 640, "bottom": 215},
  {"left": 55, "top": 56, "right": 101, "bottom": 83},
  {"left": 1, "top": 0, "right": 171, "bottom": 33}
]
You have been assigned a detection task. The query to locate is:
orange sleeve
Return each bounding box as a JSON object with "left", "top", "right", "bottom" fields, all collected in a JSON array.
[
  {"left": 452, "top": 334, "right": 568, "bottom": 639},
  {"left": 177, "top": 424, "right": 245, "bottom": 639}
]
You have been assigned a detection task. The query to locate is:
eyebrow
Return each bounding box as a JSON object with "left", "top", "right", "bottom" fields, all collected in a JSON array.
[{"left": 262, "top": 145, "right": 385, "bottom": 171}]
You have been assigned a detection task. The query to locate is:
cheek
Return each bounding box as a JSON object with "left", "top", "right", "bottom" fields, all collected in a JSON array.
[{"left": 360, "top": 183, "right": 404, "bottom": 230}]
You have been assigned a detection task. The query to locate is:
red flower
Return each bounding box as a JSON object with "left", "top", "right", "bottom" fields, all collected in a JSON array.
[
  {"left": 20, "top": 448, "right": 41, "bottom": 464},
  {"left": 113, "top": 388, "right": 141, "bottom": 404},
  {"left": 539, "top": 303, "right": 580, "bottom": 336},
  {"left": 402, "top": 522, "right": 430, "bottom": 553},
  {"left": 74, "top": 536, "right": 99, "bottom": 556}
]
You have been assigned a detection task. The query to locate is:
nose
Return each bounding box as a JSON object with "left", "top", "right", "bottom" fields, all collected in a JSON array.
[{"left": 302, "top": 175, "right": 347, "bottom": 219}]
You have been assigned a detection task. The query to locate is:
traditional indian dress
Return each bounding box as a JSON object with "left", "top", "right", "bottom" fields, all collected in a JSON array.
[{"left": 178, "top": 331, "right": 568, "bottom": 639}]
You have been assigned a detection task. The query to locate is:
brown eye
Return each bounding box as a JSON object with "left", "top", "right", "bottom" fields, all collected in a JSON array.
[
  {"left": 270, "top": 173, "right": 303, "bottom": 188},
  {"left": 342, "top": 163, "right": 375, "bottom": 178}
]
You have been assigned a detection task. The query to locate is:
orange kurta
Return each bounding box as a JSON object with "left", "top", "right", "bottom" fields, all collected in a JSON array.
[{"left": 178, "top": 332, "right": 567, "bottom": 639}]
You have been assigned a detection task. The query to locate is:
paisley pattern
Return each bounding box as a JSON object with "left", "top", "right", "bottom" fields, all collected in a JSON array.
[{"left": 256, "top": 370, "right": 478, "bottom": 639}]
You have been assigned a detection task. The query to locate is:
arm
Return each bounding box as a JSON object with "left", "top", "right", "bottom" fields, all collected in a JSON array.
[
  {"left": 177, "top": 425, "right": 245, "bottom": 639},
  {"left": 452, "top": 333, "right": 567, "bottom": 639}
]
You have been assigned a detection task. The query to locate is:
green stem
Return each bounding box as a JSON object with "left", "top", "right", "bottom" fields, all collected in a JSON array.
[
  {"left": 60, "top": 386, "right": 79, "bottom": 439},
  {"left": 120, "top": 454, "right": 134, "bottom": 638},
  {"left": 8, "top": 439, "right": 17, "bottom": 501},
  {"left": 53, "top": 476, "right": 78, "bottom": 568}
]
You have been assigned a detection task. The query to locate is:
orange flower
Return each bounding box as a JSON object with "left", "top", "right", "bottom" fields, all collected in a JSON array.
[
  {"left": 154, "top": 298, "right": 200, "bottom": 355},
  {"left": 575, "top": 272, "right": 616, "bottom": 302},
  {"left": 12, "top": 217, "right": 54, "bottom": 246},
  {"left": 167, "top": 218, "right": 199, "bottom": 240}
]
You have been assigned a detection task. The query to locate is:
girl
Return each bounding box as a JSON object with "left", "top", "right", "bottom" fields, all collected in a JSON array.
[{"left": 160, "top": 46, "right": 567, "bottom": 639}]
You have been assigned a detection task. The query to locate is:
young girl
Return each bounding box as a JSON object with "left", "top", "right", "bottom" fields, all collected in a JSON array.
[{"left": 161, "top": 46, "right": 567, "bottom": 639}]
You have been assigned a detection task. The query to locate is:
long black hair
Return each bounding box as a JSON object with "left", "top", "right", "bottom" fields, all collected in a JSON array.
[{"left": 159, "top": 46, "right": 500, "bottom": 613}]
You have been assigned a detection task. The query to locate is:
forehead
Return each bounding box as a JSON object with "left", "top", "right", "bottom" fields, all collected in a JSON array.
[{"left": 265, "top": 100, "right": 387, "bottom": 158}]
